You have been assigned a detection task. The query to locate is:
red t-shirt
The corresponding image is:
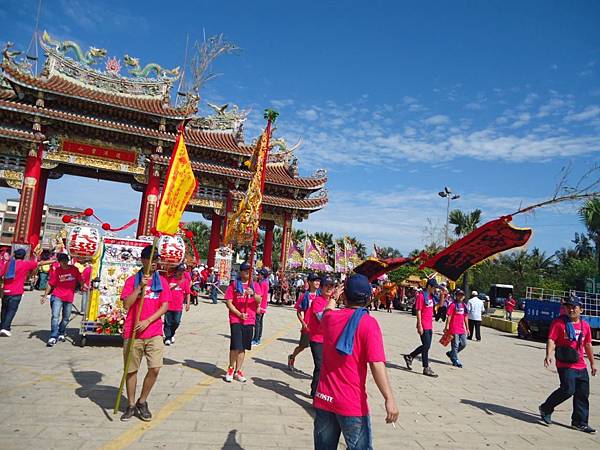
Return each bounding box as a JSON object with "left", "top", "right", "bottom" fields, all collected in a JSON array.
[
  {"left": 224, "top": 281, "right": 260, "bottom": 325},
  {"left": 505, "top": 298, "right": 516, "bottom": 312},
  {"left": 49, "top": 265, "right": 84, "bottom": 303},
  {"left": 167, "top": 275, "right": 191, "bottom": 311},
  {"left": 447, "top": 302, "right": 467, "bottom": 334},
  {"left": 259, "top": 279, "right": 269, "bottom": 314},
  {"left": 313, "top": 309, "right": 386, "bottom": 416},
  {"left": 415, "top": 291, "right": 434, "bottom": 330},
  {"left": 2, "top": 259, "right": 38, "bottom": 295},
  {"left": 307, "top": 295, "right": 329, "bottom": 343},
  {"left": 549, "top": 318, "right": 592, "bottom": 370},
  {"left": 120, "top": 274, "right": 170, "bottom": 339}
]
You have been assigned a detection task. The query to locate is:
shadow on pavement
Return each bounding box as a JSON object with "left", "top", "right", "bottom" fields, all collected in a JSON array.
[
  {"left": 71, "top": 368, "right": 126, "bottom": 421},
  {"left": 222, "top": 429, "right": 244, "bottom": 450},
  {"left": 251, "top": 377, "right": 315, "bottom": 418},
  {"left": 218, "top": 334, "right": 231, "bottom": 339},
  {"left": 277, "top": 337, "right": 300, "bottom": 345},
  {"left": 385, "top": 362, "right": 421, "bottom": 375},
  {"left": 183, "top": 359, "right": 227, "bottom": 379},
  {"left": 27, "top": 327, "right": 81, "bottom": 344},
  {"left": 514, "top": 343, "right": 545, "bottom": 350},
  {"left": 252, "top": 357, "right": 312, "bottom": 380},
  {"left": 163, "top": 357, "right": 181, "bottom": 366}
]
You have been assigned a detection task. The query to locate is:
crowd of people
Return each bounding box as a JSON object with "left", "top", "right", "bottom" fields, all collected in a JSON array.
[{"left": 0, "top": 244, "right": 597, "bottom": 448}]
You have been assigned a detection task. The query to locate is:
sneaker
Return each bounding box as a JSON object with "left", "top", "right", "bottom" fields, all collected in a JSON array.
[
  {"left": 251, "top": 340, "right": 258, "bottom": 346},
  {"left": 0, "top": 329, "right": 11, "bottom": 337},
  {"left": 47, "top": 338, "right": 57, "bottom": 347},
  {"left": 58, "top": 335, "right": 66, "bottom": 342},
  {"left": 539, "top": 405, "right": 552, "bottom": 425},
  {"left": 423, "top": 367, "right": 438, "bottom": 378},
  {"left": 452, "top": 360, "right": 463, "bottom": 368},
  {"left": 572, "top": 424, "right": 596, "bottom": 434},
  {"left": 403, "top": 354, "right": 413, "bottom": 370},
  {"left": 164, "top": 339, "right": 171, "bottom": 346},
  {"left": 224, "top": 366, "right": 234, "bottom": 383},
  {"left": 234, "top": 370, "right": 247, "bottom": 383},
  {"left": 445, "top": 351, "right": 454, "bottom": 363},
  {"left": 287, "top": 354, "right": 295, "bottom": 371},
  {"left": 171, "top": 336, "right": 175, "bottom": 344},
  {"left": 255, "top": 339, "right": 261, "bottom": 345},
  {"left": 120, "top": 405, "right": 137, "bottom": 422},
  {"left": 136, "top": 400, "right": 152, "bottom": 421}
]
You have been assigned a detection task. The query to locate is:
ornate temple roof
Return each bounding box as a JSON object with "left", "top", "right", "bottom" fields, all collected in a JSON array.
[{"left": 230, "top": 189, "right": 328, "bottom": 211}]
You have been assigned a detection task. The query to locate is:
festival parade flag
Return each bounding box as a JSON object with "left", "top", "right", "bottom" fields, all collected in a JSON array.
[
  {"left": 334, "top": 242, "right": 348, "bottom": 273},
  {"left": 344, "top": 238, "right": 363, "bottom": 272},
  {"left": 419, "top": 216, "right": 532, "bottom": 281},
  {"left": 286, "top": 239, "right": 304, "bottom": 270},
  {"left": 303, "top": 238, "right": 333, "bottom": 272},
  {"left": 155, "top": 134, "right": 198, "bottom": 235}
]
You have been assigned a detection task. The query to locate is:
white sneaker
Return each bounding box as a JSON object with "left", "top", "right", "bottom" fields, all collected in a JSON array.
[
  {"left": 224, "top": 367, "right": 234, "bottom": 382},
  {"left": 234, "top": 370, "right": 247, "bottom": 383},
  {"left": 58, "top": 335, "right": 66, "bottom": 342},
  {"left": 164, "top": 339, "right": 171, "bottom": 346},
  {"left": 0, "top": 329, "right": 11, "bottom": 337},
  {"left": 47, "top": 338, "right": 57, "bottom": 347},
  {"left": 171, "top": 336, "right": 175, "bottom": 344}
]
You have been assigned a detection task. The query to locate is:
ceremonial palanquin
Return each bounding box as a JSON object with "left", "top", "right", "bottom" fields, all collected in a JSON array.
[{"left": 0, "top": 32, "right": 328, "bottom": 269}]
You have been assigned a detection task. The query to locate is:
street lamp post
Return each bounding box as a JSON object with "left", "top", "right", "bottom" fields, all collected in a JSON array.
[{"left": 438, "top": 186, "right": 460, "bottom": 247}]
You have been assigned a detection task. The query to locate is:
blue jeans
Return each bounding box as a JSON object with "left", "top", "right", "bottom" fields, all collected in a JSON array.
[
  {"left": 541, "top": 368, "right": 590, "bottom": 426},
  {"left": 314, "top": 408, "right": 372, "bottom": 450},
  {"left": 80, "top": 291, "right": 89, "bottom": 317},
  {"left": 37, "top": 272, "right": 49, "bottom": 290},
  {"left": 253, "top": 313, "right": 264, "bottom": 342},
  {"left": 163, "top": 310, "right": 182, "bottom": 339},
  {"left": 210, "top": 287, "right": 218, "bottom": 304},
  {"left": 409, "top": 329, "right": 433, "bottom": 367},
  {"left": 1, "top": 294, "right": 22, "bottom": 331},
  {"left": 450, "top": 333, "right": 467, "bottom": 361},
  {"left": 50, "top": 296, "right": 73, "bottom": 339}
]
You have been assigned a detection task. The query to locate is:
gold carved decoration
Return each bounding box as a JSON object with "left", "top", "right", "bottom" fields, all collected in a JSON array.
[
  {"left": 0, "top": 169, "right": 24, "bottom": 189},
  {"left": 188, "top": 197, "right": 225, "bottom": 210},
  {"left": 44, "top": 151, "right": 145, "bottom": 175}
]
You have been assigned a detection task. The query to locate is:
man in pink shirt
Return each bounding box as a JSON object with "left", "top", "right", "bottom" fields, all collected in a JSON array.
[
  {"left": 313, "top": 274, "right": 399, "bottom": 449},
  {"left": 164, "top": 263, "right": 191, "bottom": 346},
  {"left": 539, "top": 297, "right": 597, "bottom": 433},
  {"left": 444, "top": 289, "right": 470, "bottom": 368},
  {"left": 41, "top": 253, "right": 86, "bottom": 347},
  {"left": 403, "top": 278, "right": 439, "bottom": 377},
  {"left": 0, "top": 248, "right": 45, "bottom": 337},
  {"left": 288, "top": 272, "right": 321, "bottom": 371},
  {"left": 252, "top": 267, "right": 270, "bottom": 346},
  {"left": 224, "top": 262, "right": 262, "bottom": 383},
  {"left": 119, "top": 245, "right": 170, "bottom": 422},
  {"left": 505, "top": 294, "right": 516, "bottom": 321}
]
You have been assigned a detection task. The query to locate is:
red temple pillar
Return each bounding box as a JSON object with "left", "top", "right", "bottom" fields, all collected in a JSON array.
[
  {"left": 13, "top": 143, "right": 43, "bottom": 245},
  {"left": 279, "top": 212, "right": 292, "bottom": 272},
  {"left": 221, "top": 190, "right": 233, "bottom": 245},
  {"left": 263, "top": 220, "right": 275, "bottom": 268},
  {"left": 29, "top": 169, "right": 48, "bottom": 248},
  {"left": 207, "top": 214, "right": 222, "bottom": 268},
  {"left": 137, "top": 161, "right": 160, "bottom": 237}
]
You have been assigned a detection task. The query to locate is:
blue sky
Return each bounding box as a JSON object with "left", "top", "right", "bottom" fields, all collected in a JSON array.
[{"left": 1, "top": 0, "right": 599, "bottom": 254}]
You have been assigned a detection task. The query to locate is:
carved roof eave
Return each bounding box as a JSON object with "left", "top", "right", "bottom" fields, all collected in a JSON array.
[
  {"left": 230, "top": 189, "right": 328, "bottom": 211},
  {"left": 1, "top": 62, "right": 188, "bottom": 119},
  {"left": 0, "top": 99, "right": 253, "bottom": 157},
  {"left": 0, "top": 126, "right": 43, "bottom": 143}
]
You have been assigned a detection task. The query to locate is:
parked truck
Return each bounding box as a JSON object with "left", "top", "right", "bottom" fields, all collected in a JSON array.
[{"left": 518, "top": 286, "right": 600, "bottom": 340}]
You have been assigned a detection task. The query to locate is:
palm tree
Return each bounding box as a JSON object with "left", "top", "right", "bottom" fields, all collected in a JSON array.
[
  {"left": 528, "top": 248, "right": 555, "bottom": 274},
  {"left": 448, "top": 209, "right": 482, "bottom": 293},
  {"left": 572, "top": 232, "right": 594, "bottom": 259},
  {"left": 184, "top": 221, "right": 210, "bottom": 260},
  {"left": 313, "top": 232, "right": 335, "bottom": 268},
  {"left": 579, "top": 198, "right": 600, "bottom": 273},
  {"left": 347, "top": 236, "right": 367, "bottom": 259}
]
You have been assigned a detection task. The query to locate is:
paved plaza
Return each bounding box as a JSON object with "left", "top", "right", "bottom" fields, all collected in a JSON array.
[{"left": 0, "top": 292, "right": 599, "bottom": 450}]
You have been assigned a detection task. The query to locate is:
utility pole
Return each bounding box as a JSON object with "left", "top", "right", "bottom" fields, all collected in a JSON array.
[{"left": 438, "top": 186, "right": 460, "bottom": 247}]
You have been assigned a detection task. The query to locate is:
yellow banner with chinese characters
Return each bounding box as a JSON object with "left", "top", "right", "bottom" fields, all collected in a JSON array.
[{"left": 156, "top": 134, "right": 197, "bottom": 235}]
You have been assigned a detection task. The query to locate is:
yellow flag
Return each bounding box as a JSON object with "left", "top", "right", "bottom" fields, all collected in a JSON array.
[{"left": 155, "top": 134, "right": 197, "bottom": 235}]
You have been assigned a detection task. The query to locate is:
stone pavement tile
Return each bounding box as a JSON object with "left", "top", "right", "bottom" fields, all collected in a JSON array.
[
  {"left": 140, "top": 429, "right": 230, "bottom": 445},
  {"left": 239, "top": 431, "right": 311, "bottom": 448},
  {"left": 125, "top": 443, "right": 190, "bottom": 450}
]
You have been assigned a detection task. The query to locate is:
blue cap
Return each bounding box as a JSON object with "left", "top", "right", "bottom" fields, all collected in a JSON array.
[
  {"left": 13, "top": 248, "right": 26, "bottom": 258},
  {"left": 176, "top": 263, "right": 186, "bottom": 271},
  {"left": 426, "top": 278, "right": 440, "bottom": 288},
  {"left": 345, "top": 274, "right": 372, "bottom": 303},
  {"left": 259, "top": 268, "right": 270, "bottom": 277},
  {"left": 565, "top": 297, "right": 583, "bottom": 307},
  {"left": 321, "top": 276, "right": 335, "bottom": 286},
  {"left": 307, "top": 273, "right": 320, "bottom": 281},
  {"left": 239, "top": 262, "right": 250, "bottom": 271}
]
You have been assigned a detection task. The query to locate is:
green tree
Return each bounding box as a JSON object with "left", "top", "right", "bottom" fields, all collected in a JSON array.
[
  {"left": 448, "top": 209, "right": 482, "bottom": 293},
  {"left": 579, "top": 198, "right": 600, "bottom": 274},
  {"left": 184, "top": 221, "right": 210, "bottom": 260},
  {"left": 346, "top": 236, "right": 367, "bottom": 259}
]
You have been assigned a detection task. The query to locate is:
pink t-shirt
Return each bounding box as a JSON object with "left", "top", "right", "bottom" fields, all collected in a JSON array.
[
  {"left": 224, "top": 281, "right": 260, "bottom": 325},
  {"left": 120, "top": 274, "right": 170, "bottom": 339},
  {"left": 447, "top": 302, "right": 467, "bottom": 334},
  {"left": 415, "top": 291, "right": 434, "bottom": 330},
  {"left": 259, "top": 279, "right": 269, "bottom": 314},
  {"left": 49, "top": 265, "right": 83, "bottom": 303},
  {"left": 2, "top": 259, "right": 38, "bottom": 295},
  {"left": 549, "top": 318, "right": 592, "bottom": 370},
  {"left": 307, "top": 295, "right": 328, "bottom": 343},
  {"left": 505, "top": 298, "right": 516, "bottom": 312},
  {"left": 82, "top": 266, "right": 93, "bottom": 285},
  {"left": 167, "top": 275, "right": 191, "bottom": 311},
  {"left": 313, "top": 309, "right": 386, "bottom": 416}
]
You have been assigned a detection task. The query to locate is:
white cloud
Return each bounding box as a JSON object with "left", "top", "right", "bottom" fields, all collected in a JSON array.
[
  {"left": 271, "top": 99, "right": 294, "bottom": 108},
  {"left": 423, "top": 115, "right": 449, "bottom": 126},
  {"left": 465, "top": 102, "right": 483, "bottom": 110},
  {"left": 564, "top": 105, "right": 600, "bottom": 123},
  {"left": 510, "top": 113, "right": 531, "bottom": 129},
  {"left": 297, "top": 109, "right": 319, "bottom": 121}
]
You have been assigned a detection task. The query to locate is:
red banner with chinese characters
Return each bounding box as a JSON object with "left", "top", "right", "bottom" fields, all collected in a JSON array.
[
  {"left": 63, "top": 141, "right": 137, "bottom": 164},
  {"left": 419, "top": 217, "right": 532, "bottom": 281}
]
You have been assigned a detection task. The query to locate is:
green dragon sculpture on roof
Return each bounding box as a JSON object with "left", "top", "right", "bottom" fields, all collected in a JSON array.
[
  {"left": 42, "top": 31, "right": 107, "bottom": 65},
  {"left": 123, "top": 55, "right": 179, "bottom": 79}
]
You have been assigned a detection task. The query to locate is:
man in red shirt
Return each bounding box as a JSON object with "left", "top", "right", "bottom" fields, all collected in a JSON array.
[
  {"left": 224, "top": 262, "right": 262, "bottom": 383},
  {"left": 164, "top": 263, "right": 191, "bottom": 346},
  {"left": 505, "top": 294, "right": 516, "bottom": 321},
  {"left": 313, "top": 274, "right": 399, "bottom": 449},
  {"left": 288, "top": 273, "right": 320, "bottom": 371},
  {"left": 403, "top": 278, "right": 439, "bottom": 377},
  {"left": 41, "top": 253, "right": 86, "bottom": 347},
  {"left": 539, "top": 297, "right": 597, "bottom": 433},
  {"left": 252, "top": 267, "right": 270, "bottom": 346},
  {"left": 119, "top": 245, "right": 170, "bottom": 422},
  {"left": 0, "top": 248, "right": 45, "bottom": 337}
]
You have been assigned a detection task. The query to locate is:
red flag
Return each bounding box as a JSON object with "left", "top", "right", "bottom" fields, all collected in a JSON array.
[
  {"left": 354, "top": 256, "right": 420, "bottom": 282},
  {"left": 419, "top": 217, "right": 532, "bottom": 281}
]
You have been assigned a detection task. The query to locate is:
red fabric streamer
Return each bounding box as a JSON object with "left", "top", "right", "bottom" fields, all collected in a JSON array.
[
  {"left": 354, "top": 256, "right": 420, "bottom": 282},
  {"left": 419, "top": 217, "right": 532, "bottom": 281},
  {"left": 178, "top": 224, "right": 200, "bottom": 265},
  {"left": 104, "top": 219, "right": 137, "bottom": 232}
]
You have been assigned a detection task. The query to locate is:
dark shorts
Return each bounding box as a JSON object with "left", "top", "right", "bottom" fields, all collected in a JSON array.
[
  {"left": 230, "top": 323, "right": 254, "bottom": 351},
  {"left": 299, "top": 331, "right": 310, "bottom": 348}
]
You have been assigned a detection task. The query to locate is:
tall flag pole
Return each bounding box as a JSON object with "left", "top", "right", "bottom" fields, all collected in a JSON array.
[{"left": 113, "top": 121, "right": 197, "bottom": 415}]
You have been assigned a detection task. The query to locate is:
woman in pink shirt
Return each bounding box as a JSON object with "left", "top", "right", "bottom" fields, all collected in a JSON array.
[
  {"left": 164, "top": 264, "right": 191, "bottom": 346},
  {"left": 252, "top": 268, "right": 270, "bottom": 346},
  {"left": 444, "top": 289, "right": 470, "bottom": 368}
]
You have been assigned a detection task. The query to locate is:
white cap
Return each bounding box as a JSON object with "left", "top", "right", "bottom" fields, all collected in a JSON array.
[{"left": 471, "top": 290, "right": 478, "bottom": 296}]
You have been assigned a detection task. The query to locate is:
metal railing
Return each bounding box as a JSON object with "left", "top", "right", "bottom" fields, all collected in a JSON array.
[{"left": 525, "top": 287, "right": 600, "bottom": 317}]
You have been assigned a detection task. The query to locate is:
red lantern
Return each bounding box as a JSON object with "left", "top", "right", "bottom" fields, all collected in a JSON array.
[
  {"left": 67, "top": 226, "right": 101, "bottom": 259},
  {"left": 157, "top": 235, "right": 186, "bottom": 265},
  {"left": 101, "top": 223, "right": 111, "bottom": 231},
  {"left": 84, "top": 208, "right": 94, "bottom": 216},
  {"left": 62, "top": 215, "right": 72, "bottom": 223}
]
